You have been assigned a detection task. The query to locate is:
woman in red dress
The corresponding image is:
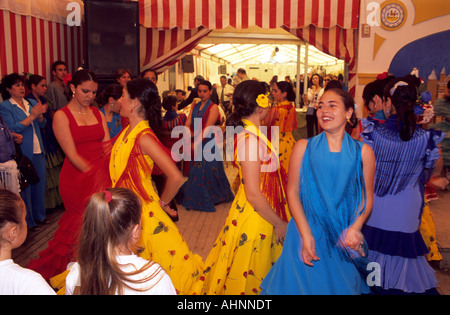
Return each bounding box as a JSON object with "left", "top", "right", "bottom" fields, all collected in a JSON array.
[{"left": 28, "top": 70, "right": 111, "bottom": 281}]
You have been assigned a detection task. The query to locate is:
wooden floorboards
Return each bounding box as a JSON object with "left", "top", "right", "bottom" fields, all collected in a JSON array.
[{"left": 12, "top": 162, "right": 237, "bottom": 267}]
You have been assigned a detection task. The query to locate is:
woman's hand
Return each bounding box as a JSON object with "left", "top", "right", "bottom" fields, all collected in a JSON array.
[
  {"left": 343, "top": 227, "right": 366, "bottom": 257},
  {"left": 12, "top": 132, "right": 23, "bottom": 144},
  {"left": 301, "top": 233, "right": 319, "bottom": 267},
  {"left": 30, "top": 102, "right": 47, "bottom": 120},
  {"left": 273, "top": 221, "right": 287, "bottom": 245}
]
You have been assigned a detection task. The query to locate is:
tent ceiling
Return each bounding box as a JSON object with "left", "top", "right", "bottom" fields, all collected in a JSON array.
[{"left": 196, "top": 26, "right": 342, "bottom": 67}]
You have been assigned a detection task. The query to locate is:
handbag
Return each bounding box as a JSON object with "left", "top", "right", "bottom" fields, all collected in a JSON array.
[
  {"left": 0, "top": 116, "right": 16, "bottom": 163},
  {"left": 14, "top": 143, "right": 40, "bottom": 190}
]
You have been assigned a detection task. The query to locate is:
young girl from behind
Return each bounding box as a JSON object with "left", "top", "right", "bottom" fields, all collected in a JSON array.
[
  {"left": 65, "top": 187, "right": 176, "bottom": 295},
  {"left": 0, "top": 189, "right": 56, "bottom": 295}
]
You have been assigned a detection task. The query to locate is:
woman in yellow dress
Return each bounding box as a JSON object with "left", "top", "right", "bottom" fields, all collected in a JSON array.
[
  {"left": 110, "top": 78, "right": 204, "bottom": 295},
  {"left": 265, "top": 81, "right": 297, "bottom": 172},
  {"left": 201, "top": 80, "right": 291, "bottom": 295}
]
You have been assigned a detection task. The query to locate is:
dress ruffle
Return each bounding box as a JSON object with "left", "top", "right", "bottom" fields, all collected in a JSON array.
[
  {"left": 363, "top": 225, "right": 428, "bottom": 258},
  {"left": 367, "top": 250, "right": 438, "bottom": 294}
]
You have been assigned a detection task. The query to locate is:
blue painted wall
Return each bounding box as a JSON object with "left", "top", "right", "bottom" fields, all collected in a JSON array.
[{"left": 389, "top": 30, "right": 450, "bottom": 81}]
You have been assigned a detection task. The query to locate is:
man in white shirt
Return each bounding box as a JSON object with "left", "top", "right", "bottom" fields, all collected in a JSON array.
[{"left": 216, "top": 76, "right": 234, "bottom": 117}]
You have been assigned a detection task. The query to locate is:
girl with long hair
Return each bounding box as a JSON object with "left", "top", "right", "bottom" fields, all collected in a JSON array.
[
  {"left": 65, "top": 188, "right": 175, "bottom": 295},
  {"left": 109, "top": 78, "right": 204, "bottom": 294}
]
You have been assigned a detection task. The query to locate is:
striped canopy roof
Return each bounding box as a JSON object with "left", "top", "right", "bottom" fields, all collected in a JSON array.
[{"left": 138, "top": 0, "right": 360, "bottom": 30}]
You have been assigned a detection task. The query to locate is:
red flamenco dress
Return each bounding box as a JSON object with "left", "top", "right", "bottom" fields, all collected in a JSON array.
[{"left": 28, "top": 106, "right": 111, "bottom": 281}]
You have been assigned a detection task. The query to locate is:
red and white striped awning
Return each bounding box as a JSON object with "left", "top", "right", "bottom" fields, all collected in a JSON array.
[
  {"left": 138, "top": 0, "right": 359, "bottom": 31},
  {"left": 0, "top": 10, "right": 84, "bottom": 81},
  {"left": 139, "top": 0, "right": 360, "bottom": 94}
]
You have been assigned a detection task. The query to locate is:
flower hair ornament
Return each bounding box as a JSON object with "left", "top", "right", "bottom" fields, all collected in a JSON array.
[
  {"left": 390, "top": 81, "right": 408, "bottom": 96},
  {"left": 256, "top": 93, "right": 270, "bottom": 108},
  {"left": 103, "top": 190, "right": 113, "bottom": 203}
]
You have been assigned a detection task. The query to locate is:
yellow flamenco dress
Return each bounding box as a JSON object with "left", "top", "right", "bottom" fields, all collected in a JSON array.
[
  {"left": 270, "top": 100, "right": 297, "bottom": 172},
  {"left": 110, "top": 120, "right": 204, "bottom": 295},
  {"left": 201, "top": 119, "right": 291, "bottom": 295}
]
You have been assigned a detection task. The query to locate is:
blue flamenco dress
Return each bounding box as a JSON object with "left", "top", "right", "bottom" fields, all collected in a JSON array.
[
  {"left": 177, "top": 100, "right": 234, "bottom": 212},
  {"left": 261, "top": 132, "right": 371, "bottom": 295},
  {"left": 361, "top": 116, "right": 443, "bottom": 295}
]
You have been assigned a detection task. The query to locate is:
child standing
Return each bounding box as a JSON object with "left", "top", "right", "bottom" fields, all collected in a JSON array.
[
  {"left": 0, "top": 189, "right": 56, "bottom": 295},
  {"left": 65, "top": 188, "right": 176, "bottom": 295}
]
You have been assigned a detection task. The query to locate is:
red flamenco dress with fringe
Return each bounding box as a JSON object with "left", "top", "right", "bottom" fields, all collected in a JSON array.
[{"left": 28, "top": 106, "right": 111, "bottom": 281}]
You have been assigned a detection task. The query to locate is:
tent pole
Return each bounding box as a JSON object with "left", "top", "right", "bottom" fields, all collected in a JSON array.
[
  {"left": 304, "top": 43, "right": 309, "bottom": 97},
  {"left": 296, "top": 44, "right": 301, "bottom": 108}
]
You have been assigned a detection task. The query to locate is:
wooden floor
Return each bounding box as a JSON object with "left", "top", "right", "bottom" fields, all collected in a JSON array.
[{"left": 12, "top": 162, "right": 237, "bottom": 267}]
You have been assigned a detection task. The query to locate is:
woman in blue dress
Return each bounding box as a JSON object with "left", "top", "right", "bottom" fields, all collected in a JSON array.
[
  {"left": 361, "top": 77, "right": 443, "bottom": 295},
  {"left": 176, "top": 80, "right": 233, "bottom": 212},
  {"left": 261, "top": 88, "right": 375, "bottom": 295},
  {"left": 97, "top": 84, "right": 123, "bottom": 139}
]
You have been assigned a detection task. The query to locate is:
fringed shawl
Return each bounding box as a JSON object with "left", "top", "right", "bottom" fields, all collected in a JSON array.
[
  {"left": 273, "top": 101, "right": 298, "bottom": 132},
  {"left": 110, "top": 120, "right": 161, "bottom": 203},
  {"left": 236, "top": 119, "right": 291, "bottom": 222},
  {"left": 299, "top": 132, "right": 367, "bottom": 265},
  {"left": 362, "top": 116, "right": 444, "bottom": 197}
]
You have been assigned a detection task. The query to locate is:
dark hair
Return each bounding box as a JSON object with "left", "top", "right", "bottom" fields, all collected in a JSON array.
[
  {"left": 197, "top": 80, "right": 213, "bottom": 91},
  {"left": 70, "top": 69, "right": 98, "bottom": 88},
  {"left": 227, "top": 80, "right": 270, "bottom": 128},
  {"left": 96, "top": 84, "right": 123, "bottom": 106},
  {"left": 309, "top": 73, "right": 323, "bottom": 88},
  {"left": 194, "top": 75, "right": 205, "bottom": 83},
  {"left": 26, "top": 74, "right": 46, "bottom": 90},
  {"left": 126, "top": 78, "right": 162, "bottom": 140},
  {"left": 324, "top": 79, "right": 343, "bottom": 91},
  {"left": 140, "top": 69, "right": 158, "bottom": 82},
  {"left": 68, "top": 69, "right": 98, "bottom": 98},
  {"left": 362, "top": 76, "right": 395, "bottom": 110},
  {"left": 275, "top": 81, "right": 296, "bottom": 102},
  {"left": 237, "top": 68, "right": 246, "bottom": 75},
  {"left": 0, "top": 73, "right": 25, "bottom": 100},
  {"left": 324, "top": 88, "right": 358, "bottom": 128},
  {"left": 383, "top": 77, "right": 418, "bottom": 141},
  {"left": 51, "top": 60, "right": 67, "bottom": 73},
  {"left": 0, "top": 189, "right": 23, "bottom": 232},
  {"left": 162, "top": 95, "right": 177, "bottom": 111}
]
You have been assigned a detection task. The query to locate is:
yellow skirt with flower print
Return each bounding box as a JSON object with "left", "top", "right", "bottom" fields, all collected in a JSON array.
[{"left": 201, "top": 184, "right": 284, "bottom": 295}]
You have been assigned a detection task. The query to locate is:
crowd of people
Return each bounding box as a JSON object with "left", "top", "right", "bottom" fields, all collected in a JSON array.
[{"left": 0, "top": 61, "right": 448, "bottom": 296}]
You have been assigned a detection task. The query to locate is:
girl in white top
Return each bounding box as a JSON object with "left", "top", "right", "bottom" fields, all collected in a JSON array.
[
  {"left": 0, "top": 189, "right": 56, "bottom": 295},
  {"left": 65, "top": 187, "right": 176, "bottom": 295}
]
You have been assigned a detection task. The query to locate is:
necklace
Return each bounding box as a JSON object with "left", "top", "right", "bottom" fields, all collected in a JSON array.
[{"left": 78, "top": 111, "right": 87, "bottom": 115}]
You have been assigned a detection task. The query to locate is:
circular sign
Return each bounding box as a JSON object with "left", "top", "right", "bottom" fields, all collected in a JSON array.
[{"left": 380, "top": 1, "right": 407, "bottom": 31}]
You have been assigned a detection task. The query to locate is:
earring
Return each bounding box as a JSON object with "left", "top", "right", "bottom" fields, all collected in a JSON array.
[{"left": 346, "top": 117, "right": 351, "bottom": 124}]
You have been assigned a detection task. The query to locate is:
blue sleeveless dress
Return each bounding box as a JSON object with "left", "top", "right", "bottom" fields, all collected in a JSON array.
[
  {"left": 261, "top": 132, "right": 370, "bottom": 295},
  {"left": 177, "top": 100, "right": 234, "bottom": 212}
]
